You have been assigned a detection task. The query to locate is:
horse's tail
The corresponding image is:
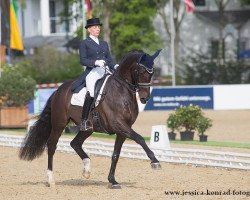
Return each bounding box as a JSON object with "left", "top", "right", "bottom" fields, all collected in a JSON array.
[{"left": 19, "top": 92, "right": 55, "bottom": 161}]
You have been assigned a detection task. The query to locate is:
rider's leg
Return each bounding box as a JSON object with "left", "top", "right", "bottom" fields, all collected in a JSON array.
[
  {"left": 80, "top": 91, "right": 94, "bottom": 131},
  {"left": 80, "top": 67, "right": 105, "bottom": 131}
]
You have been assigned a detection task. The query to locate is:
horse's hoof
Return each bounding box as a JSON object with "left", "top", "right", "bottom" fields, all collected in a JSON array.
[
  {"left": 151, "top": 162, "right": 161, "bottom": 169},
  {"left": 48, "top": 181, "right": 55, "bottom": 187},
  {"left": 83, "top": 158, "right": 91, "bottom": 179},
  {"left": 47, "top": 170, "right": 55, "bottom": 187},
  {"left": 108, "top": 183, "right": 121, "bottom": 189},
  {"left": 83, "top": 170, "right": 91, "bottom": 179}
]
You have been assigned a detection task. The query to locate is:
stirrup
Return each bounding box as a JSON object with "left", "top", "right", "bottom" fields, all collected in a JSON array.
[{"left": 80, "top": 120, "right": 92, "bottom": 131}]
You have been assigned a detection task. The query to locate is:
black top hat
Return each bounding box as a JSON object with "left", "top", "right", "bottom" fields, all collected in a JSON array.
[{"left": 85, "top": 18, "right": 102, "bottom": 29}]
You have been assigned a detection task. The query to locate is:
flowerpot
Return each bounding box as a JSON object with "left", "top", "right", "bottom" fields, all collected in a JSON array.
[
  {"left": 0, "top": 106, "right": 28, "bottom": 128},
  {"left": 199, "top": 134, "right": 208, "bottom": 142},
  {"left": 180, "top": 131, "right": 194, "bottom": 141},
  {"left": 168, "top": 132, "right": 176, "bottom": 140}
]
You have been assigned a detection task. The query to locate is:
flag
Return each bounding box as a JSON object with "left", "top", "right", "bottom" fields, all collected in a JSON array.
[
  {"left": 1, "top": 0, "right": 10, "bottom": 47},
  {"left": 184, "top": 0, "right": 195, "bottom": 13},
  {"left": 10, "top": 0, "right": 23, "bottom": 51},
  {"left": 86, "top": 0, "right": 92, "bottom": 19}
]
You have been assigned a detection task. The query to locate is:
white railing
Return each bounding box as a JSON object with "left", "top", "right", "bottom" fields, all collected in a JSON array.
[{"left": 0, "top": 134, "right": 250, "bottom": 170}]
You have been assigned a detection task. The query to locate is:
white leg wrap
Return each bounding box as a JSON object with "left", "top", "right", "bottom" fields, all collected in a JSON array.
[
  {"left": 83, "top": 158, "right": 91, "bottom": 179},
  {"left": 47, "top": 170, "right": 55, "bottom": 187}
]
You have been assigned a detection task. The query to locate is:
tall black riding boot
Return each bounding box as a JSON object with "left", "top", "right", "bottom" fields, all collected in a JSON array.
[{"left": 80, "top": 92, "right": 94, "bottom": 131}]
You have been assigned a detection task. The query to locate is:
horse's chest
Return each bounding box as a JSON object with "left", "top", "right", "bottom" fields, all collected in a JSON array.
[
  {"left": 123, "top": 100, "right": 133, "bottom": 111},
  {"left": 122, "top": 100, "right": 138, "bottom": 120}
]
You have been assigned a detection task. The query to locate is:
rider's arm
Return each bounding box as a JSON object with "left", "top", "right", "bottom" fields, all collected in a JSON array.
[
  {"left": 103, "top": 42, "right": 115, "bottom": 70},
  {"left": 79, "top": 40, "right": 96, "bottom": 67}
]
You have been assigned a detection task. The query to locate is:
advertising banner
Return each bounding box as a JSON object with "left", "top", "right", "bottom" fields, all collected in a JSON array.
[
  {"left": 34, "top": 88, "right": 56, "bottom": 114},
  {"left": 144, "top": 87, "right": 214, "bottom": 110}
]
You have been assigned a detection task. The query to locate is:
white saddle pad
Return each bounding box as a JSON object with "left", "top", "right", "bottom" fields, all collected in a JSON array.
[
  {"left": 71, "top": 75, "right": 111, "bottom": 107},
  {"left": 71, "top": 87, "right": 87, "bottom": 106}
]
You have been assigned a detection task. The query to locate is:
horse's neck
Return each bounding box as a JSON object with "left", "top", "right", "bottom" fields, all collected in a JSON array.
[
  {"left": 114, "top": 52, "right": 141, "bottom": 88},
  {"left": 111, "top": 72, "right": 137, "bottom": 99},
  {"left": 115, "top": 66, "right": 132, "bottom": 83}
]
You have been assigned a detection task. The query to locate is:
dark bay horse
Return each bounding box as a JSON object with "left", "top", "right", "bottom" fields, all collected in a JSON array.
[{"left": 19, "top": 49, "right": 161, "bottom": 189}]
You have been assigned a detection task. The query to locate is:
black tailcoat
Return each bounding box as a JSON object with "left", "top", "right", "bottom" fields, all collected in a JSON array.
[{"left": 72, "top": 37, "right": 114, "bottom": 92}]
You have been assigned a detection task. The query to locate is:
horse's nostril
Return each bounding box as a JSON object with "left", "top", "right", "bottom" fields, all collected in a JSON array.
[{"left": 140, "top": 97, "right": 150, "bottom": 104}]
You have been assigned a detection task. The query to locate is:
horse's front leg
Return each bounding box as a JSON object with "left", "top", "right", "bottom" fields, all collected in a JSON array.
[
  {"left": 70, "top": 130, "right": 93, "bottom": 179},
  {"left": 108, "top": 134, "right": 126, "bottom": 189},
  {"left": 128, "top": 129, "right": 161, "bottom": 169}
]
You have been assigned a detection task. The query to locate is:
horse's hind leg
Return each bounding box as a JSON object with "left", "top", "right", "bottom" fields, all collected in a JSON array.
[
  {"left": 47, "top": 126, "right": 65, "bottom": 187},
  {"left": 70, "top": 130, "right": 92, "bottom": 179}
]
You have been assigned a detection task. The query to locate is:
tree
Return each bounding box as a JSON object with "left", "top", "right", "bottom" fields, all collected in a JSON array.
[
  {"left": 240, "top": 0, "right": 250, "bottom": 5},
  {"left": 61, "top": 0, "right": 162, "bottom": 61},
  {"left": 16, "top": 46, "right": 83, "bottom": 83},
  {"left": 92, "top": 0, "right": 114, "bottom": 48},
  {"left": 64, "top": 0, "right": 114, "bottom": 48},
  {"left": 0, "top": 65, "right": 36, "bottom": 107},
  {"left": 109, "top": 0, "right": 162, "bottom": 60},
  {"left": 214, "top": 0, "right": 229, "bottom": 66},
  {"left": 154, "top": 0, "right": 187, "bottom": 81},
  {"left": 181, "top": 50, "right": 217, "bottom": 85},
  {"left": 181, "top": 49, "right": 250, "bottom": 85}
]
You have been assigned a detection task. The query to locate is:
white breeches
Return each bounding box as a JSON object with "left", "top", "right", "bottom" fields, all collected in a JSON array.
[{"left": 86, "top": 67, "right": 105, "bottom": 97}]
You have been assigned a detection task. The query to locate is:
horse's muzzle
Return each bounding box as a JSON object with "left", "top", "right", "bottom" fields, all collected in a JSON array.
[{"left": 140, "top": 97, "right": 150, "bottom": 104}]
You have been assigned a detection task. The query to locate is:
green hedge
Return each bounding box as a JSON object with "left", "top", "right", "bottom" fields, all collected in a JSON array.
[{"left": 0, "top": 66, "right": 36, "bottom": 107}]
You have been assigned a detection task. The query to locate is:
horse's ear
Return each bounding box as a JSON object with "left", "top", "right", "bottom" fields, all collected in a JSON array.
[
  {"left": 139, "top": 53, "right": 147, "bottom": 63},
  {"left": 151, "top": 49, "right": 162, "bottom": 61},
  {"left": 138, "top": 49, "right": 162, "bottom": 71}
]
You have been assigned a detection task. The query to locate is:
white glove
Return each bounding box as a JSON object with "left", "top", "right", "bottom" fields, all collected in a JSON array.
[
  {"left": 114, "top": 64, "right": 119, "bottom": 69},
  {"left": 95, "top": 60, "right": 106, "bottom": 68}
]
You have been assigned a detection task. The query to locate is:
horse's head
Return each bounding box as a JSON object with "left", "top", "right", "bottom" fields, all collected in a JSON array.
[
  {"left": 118, "top": 49, "right": 161, "bottom": 104},
  {"left": 135, "top": 49, "right": 161, "bottom": 104}
]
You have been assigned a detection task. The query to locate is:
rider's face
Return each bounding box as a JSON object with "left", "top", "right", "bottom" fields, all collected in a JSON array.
[{"left": 88, "top": 25, "right": 100, "bottom": 38}]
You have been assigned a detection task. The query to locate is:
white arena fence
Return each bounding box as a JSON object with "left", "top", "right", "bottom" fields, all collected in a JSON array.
[{"left": 1, "top": 134, "right": 250, "bottom": 170}]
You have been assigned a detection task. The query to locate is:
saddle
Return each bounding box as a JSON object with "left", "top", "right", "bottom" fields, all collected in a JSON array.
[
  {"left": 70, "top": 74, "right": 111, "bottom": 133},
  {"left": 71, "top": 74, "right": 110, "bottom": 107}
]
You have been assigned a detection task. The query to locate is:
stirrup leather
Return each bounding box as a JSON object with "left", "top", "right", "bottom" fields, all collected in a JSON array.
[{"left": 80, "top": 119, "right": 92, "bottom": 131}]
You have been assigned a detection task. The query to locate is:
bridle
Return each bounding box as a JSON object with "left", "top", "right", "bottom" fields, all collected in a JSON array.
[
  {"left": 113, "top": 50, "right": 161, "bottom": 93},
  {"left": 129, "top": 63, "right": 154, "bottom": 92}
]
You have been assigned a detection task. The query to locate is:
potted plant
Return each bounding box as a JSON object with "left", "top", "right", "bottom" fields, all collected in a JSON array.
[
  {"left": 196, "top": 115, "right": 212, "bottom": 142},
  {"left": 166, "top": 113, "right": 180, "bottom": 140},
  {"left": 0, "top": 66, "right": 36, "bottom": 128},
  {"left": 175, "top": 105, "right": 202, "bottom": 141}
]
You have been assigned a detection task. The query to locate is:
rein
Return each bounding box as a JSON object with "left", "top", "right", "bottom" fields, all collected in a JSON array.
[
  {"left": 114, "top": 63, "right": 153, "bottom": 92},
  {"left": 114, "top": 74, "right": 137, "bottom": 93}
]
